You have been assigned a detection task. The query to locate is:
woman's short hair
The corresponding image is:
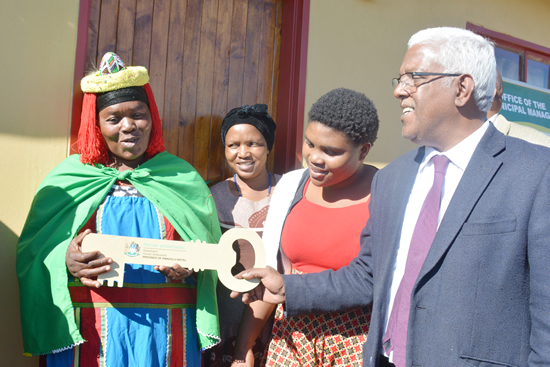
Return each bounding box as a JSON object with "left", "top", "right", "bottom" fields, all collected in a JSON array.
[{"left": 308, "top": 88, "right": 379, "bottom": 146}]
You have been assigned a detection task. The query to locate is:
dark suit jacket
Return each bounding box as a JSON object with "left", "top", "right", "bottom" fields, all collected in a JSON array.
[{"left": 283, "top": 124, "right": 550, "bottom": 367}]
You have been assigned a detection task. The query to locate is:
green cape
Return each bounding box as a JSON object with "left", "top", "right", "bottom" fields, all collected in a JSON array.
[{"left": 16, "top": 152, "right": 221, "bottom": 356}]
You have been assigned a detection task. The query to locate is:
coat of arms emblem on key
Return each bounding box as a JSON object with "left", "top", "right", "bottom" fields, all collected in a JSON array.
[{"left": 81, "top": 227, "right": 266, "bottom": 292}]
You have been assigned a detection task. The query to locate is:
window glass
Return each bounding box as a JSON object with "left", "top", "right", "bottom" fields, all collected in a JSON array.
[
  {"left": 495, "top": 47, "right": 521, "bottom": 81},
  {"left": 527, "top": 58, "right": 550, "bottom": 89},
  {"left": 468, "top": 23, "right": 550, "bottom": 91}
]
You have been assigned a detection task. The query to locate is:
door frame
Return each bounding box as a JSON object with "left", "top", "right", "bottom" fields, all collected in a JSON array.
[{"left": 69, "top": 0, "right": 310, "bottom": 173}]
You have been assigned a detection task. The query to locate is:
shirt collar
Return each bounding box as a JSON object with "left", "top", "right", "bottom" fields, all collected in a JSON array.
[{"left": 419, "top": 121, "right": 490, "bottom": 172}]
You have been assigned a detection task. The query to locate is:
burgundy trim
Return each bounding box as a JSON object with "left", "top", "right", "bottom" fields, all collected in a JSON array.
[
  {"left": 69, "top": 284, "right": 197, "bottom": 306},
  {"left": 274, "top": 0, "right": 310, "bottom": 174},
  {"left": 467, "top": 22, "right": 550, "bottom": 56},
  {"left": 70, "top": 0, "right": 311, "bottom": 171},
  {"left": 70, "top": 0, "right": 92, "bottom": 155}
]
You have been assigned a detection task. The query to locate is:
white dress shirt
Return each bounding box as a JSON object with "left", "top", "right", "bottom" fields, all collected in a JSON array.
[{"left": 383, "top": 121, "right": 490, "bottom": 360}]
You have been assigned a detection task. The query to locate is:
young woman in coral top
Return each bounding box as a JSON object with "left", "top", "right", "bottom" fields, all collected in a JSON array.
[{"left": 232, "top": 88, "right": 380, "bottom": 366}]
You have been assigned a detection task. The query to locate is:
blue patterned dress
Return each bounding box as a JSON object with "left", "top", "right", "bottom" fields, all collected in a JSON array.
[{"left": 47, "top": 184, "right": 201, "bottom": 367}]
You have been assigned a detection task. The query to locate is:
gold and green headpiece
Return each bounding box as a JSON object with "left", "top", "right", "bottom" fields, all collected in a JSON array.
[{"left": 81, "top": 52, "right": 149, "bottom": 93}]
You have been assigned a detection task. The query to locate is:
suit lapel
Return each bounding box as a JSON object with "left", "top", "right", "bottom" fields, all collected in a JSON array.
[{"left": 417, "top": 125, "right": 506, "bottom": 283}]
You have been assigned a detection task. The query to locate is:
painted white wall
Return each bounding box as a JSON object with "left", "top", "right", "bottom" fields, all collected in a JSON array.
[{"left": 0, "top": 0, "right": 80, "bottom": 364}]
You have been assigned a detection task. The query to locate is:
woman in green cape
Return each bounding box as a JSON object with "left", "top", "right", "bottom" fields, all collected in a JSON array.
[{"left": 16, "top": 52, "right": 221, "bottom": 366}]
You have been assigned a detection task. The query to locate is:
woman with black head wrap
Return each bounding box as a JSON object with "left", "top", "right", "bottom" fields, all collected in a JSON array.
[{"left": 207, "top": 104, "right": 281, "bottom": 366}]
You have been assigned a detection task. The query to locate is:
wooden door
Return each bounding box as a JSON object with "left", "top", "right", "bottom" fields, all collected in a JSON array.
[{"left": 84, "top": 0, "right": 283, "bottom": 182}]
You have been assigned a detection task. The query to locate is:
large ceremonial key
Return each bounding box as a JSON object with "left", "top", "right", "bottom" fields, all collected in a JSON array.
[{"left": 81, "top": 228, "right": 265, "bottom": 292}]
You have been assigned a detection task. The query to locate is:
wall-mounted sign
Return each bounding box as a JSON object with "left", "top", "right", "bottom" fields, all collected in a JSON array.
[{"left": 501, "top": 78, "right": 550, "bottom": 134}]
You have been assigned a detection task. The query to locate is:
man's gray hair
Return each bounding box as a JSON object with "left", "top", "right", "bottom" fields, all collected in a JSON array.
[{"left": 408, "top": 27, "right": 496, "bottom": 113}]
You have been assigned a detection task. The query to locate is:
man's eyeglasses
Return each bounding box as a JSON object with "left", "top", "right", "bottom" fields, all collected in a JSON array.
[{"left": 392, "top": 72, "right": 462, "bottom": 91}]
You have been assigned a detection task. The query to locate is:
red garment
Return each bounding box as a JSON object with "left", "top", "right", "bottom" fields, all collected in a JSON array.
[
  {"left": 266, "top": 179, "right": 372, "bottom": 366},
  {"left": 281, "top": 179, "right": 370, "bottom": 273}
]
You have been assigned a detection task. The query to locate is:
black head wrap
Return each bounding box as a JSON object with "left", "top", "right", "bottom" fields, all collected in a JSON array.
[
  {"left": 96, "top": 86, "right": 149, "bottom": 112},
  {"left": 221, "top": 104, "right": 277, "bottom": 151}
]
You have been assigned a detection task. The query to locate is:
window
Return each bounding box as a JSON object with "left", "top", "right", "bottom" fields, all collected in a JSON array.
[
  {"left": 467, "top": 23, "right": 550, "bottom": 90},
  {"left": 527, "top": 58, "right": 549, "bottom": 89}
]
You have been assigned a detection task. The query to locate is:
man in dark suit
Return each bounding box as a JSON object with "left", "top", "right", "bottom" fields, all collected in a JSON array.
[{"left": 232, "top": 27, "right": 550, "bottom": 367}]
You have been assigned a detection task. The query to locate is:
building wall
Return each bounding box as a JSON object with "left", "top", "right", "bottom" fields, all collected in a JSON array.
[
  {"left": 2, "top": 0, "right": 550, "bottom": 363},
  {"left": 304, "top": 0, "right": 550, "bottom": 168},
  {"left": 0, "top": 0, "right": 80, "bottom": 364}
]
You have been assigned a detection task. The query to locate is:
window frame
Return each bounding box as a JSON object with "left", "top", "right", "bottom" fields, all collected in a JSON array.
[{"left": 467, "top": 22, "right": 550, "bottom": 89}]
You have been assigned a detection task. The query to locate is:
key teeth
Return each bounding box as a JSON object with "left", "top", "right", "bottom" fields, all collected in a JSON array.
[{"left": 99, "top": 274, "right": 124, "bottom": 287}]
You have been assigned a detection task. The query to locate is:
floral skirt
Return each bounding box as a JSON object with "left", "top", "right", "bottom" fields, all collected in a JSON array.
[{"left": 262, "top": 270, "right": 371, "bottom": 366}]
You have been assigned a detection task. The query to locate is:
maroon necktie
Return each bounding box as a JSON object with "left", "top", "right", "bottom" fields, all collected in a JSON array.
[{"left": 383, "top": 154, "right": 450, "bottom": 367}]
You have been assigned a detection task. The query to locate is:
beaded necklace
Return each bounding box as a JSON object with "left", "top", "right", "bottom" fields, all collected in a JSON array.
[{"left": 233, "top": 171, "right": 272, "bottom": 198}]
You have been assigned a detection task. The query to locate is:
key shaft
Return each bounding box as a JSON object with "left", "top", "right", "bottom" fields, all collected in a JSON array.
[{"left": 81, "top": 228, "right": 265, "bottom": 292}]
